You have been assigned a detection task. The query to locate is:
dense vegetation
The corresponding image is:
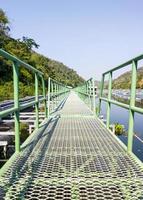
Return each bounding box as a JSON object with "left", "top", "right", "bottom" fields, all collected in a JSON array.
[
  {"left": 112, "top": 67, "right": 143, "bottom": 89},
  {"left": 0, "top": 9, "right": 84, "bottom": 100}
]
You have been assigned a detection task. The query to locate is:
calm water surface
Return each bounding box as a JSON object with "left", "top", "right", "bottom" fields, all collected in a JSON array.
[{"left": 101, "top": 101, "right": 143, "bottom": 161}]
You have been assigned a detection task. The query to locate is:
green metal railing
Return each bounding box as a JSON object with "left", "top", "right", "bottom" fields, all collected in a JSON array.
[
  {"left": 75, "top": 78, "right": 96, "bottom": 114},
  {"left": 0, "top": 49, "right": 69, "bottom": 154},
  {"left": 98, "top": 54, "right": 143, "bottom": 153},
  {"left": 47, "top": 77, "right": 70, "bottom": 115}
]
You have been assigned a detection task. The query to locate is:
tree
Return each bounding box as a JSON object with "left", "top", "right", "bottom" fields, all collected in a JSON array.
[
  {"left": 0, "top": 9, "right": 10, "bottom": 35},
  {"left": 0, "top": 9, "right": 10, "bottom": 48},
  {"left": 0, "top": 8, "right": 84, "bottom": 101},
  {"left": 22, "top": 36, "right": 39, "bottom": 50}
]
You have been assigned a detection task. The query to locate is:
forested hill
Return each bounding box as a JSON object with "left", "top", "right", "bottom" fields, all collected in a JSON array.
[
  {"left": 112, "top": 67, "right": 143, "bottom": 89},
  {"left": 0, "top": 9, "right": 84, "bottom": 100}
]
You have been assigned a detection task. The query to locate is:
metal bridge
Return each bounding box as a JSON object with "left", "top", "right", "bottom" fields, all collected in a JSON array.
[{"left": 0, "top": 49, "right": 143, "bottom": 199}]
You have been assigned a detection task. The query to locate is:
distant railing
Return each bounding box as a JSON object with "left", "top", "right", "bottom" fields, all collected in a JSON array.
[
  {"left": 47, "top": 77, "right": 70, "bottom": 115},
  {"left": 98, "top": 54, "right": 143, "bottom": 153},
  {"left": 74, "top": 78, "right": 96, "bottom": 114},
  {"left": 0, "top": 49, "right": 69, "bottom": 153}
]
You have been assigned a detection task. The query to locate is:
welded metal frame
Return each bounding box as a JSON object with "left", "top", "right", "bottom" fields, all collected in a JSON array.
[
  {"left": 74, "top": 78, "right": 96, "bottom": 114},
  {"left": 0, "top": 49, "right": 69, "bottom": 155},
  {"left": 98, "top": 55, "right": 143, "bottom": 153}
]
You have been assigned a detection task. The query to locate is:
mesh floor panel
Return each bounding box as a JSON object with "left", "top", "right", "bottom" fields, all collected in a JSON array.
[{"left": 0, "top": 92, "right": 143, "bottom": 199}]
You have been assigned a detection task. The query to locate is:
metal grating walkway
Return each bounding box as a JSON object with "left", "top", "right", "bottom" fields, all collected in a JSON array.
[{"left": 0, "top": 92, "right": 143, "bottom": 199}]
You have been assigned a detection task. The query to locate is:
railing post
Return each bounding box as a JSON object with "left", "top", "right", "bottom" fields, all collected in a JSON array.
[
  {"left": 98, "top": 75, "right": 104, "bottom": 116},
  {"left": 87, "top": 81, "right": 89, "bottom": 107},
  {"left": 56, "top": 83, "right": 58, "bottom": 106},
  {"left": 127, "top": 60, "right": 137, "bottom": 152},
  {"left": 84, "top": 84, "right": 86, "bottom": 102},
  {"left": 106, "top": 72, "right": 112, "bottom": 129},
  {"left": 60, "top": 84, "right": 61, "bottom": 101},
  {"left": 35, "top": 73, "right": 39, "bottom": 129},
  {"left": 51, "top": 81, "right": 54, "bottom": 111},
  {"left": 59, "top": 84, "right": 61, "bottom": 101},
  {"left": 86, "top": 82, "right": 88, "bottom": 95},
  {"left": 54, "top": 82, "right": 56, "bottom": 109},
  {"left": 92, "top": 78, "right": 96, "bottom": 115},
  {"left": 13, "top": 61, "right": 20, "bottom": 152},
  {"left": 47, "top": 77, "right": 51, "bottom": 118},
  {"left": 41, "top": 76, "right": 48, "bottom": 118},
  {"left": 89, "top": 80, "right": 92, "bottom": 110},
  {"left": 59, "top": 84, "right": 61, "bottom": 99},
  {"left": 85, "top": 82, "right": 87, "bottom": 104}
]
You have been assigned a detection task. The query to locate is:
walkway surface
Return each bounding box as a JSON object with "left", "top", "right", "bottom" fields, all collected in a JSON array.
[{"left": 1, "top": 92, "right": 143, "bottom": 199}]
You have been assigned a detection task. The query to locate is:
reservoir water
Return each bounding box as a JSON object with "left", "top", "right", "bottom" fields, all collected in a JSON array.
[{"left": 101, "top": 101, "right": 143, "bottom": 161}]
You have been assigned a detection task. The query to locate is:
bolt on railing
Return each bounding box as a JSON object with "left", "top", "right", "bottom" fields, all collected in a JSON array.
[
  {"left": 0, "top": 49, "right": 69, "bottom": 153},
  {"left": 98, "top": 54, "right": 143, "bottom": 153},
  {"left": 74, "top": 78, "right": 96, "bottom": 114}
]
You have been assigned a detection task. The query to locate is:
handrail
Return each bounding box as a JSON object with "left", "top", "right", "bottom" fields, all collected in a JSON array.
[
  {"left": 99, "top": 55, "right": 143, "bottom": 153},
  {"left": 0, "top": 49, "right": 70, "bottom": 153},
  {"left": 103, "top": 54, "right": 143, "bottom": 75},
  {"left": 0, "top": 49, "right": 43, "bottom": 75},
  {"left": 75, "top": 78, "right": 92, "bottom": 89},
  {"left": 50, "top": 77, "right": 69, "bottom": 87},
  {"left": 47, "top": 77, "right": 70, "bottom": 115},
  {"left": 74, "top": 78, "right": 96, "bottom": 114}
]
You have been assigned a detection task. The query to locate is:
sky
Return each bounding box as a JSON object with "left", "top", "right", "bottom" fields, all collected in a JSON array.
[{"left": 1, "top": 0, "right": 143, "bottom": 80}]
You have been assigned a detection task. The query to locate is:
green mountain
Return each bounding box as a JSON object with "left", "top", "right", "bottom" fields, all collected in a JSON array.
[
  {"left": 0, "top": 9, "right": 84, "bottom": 100},
  {"left": 112, "top": 67, "right": 143, "bottom": 89}
]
